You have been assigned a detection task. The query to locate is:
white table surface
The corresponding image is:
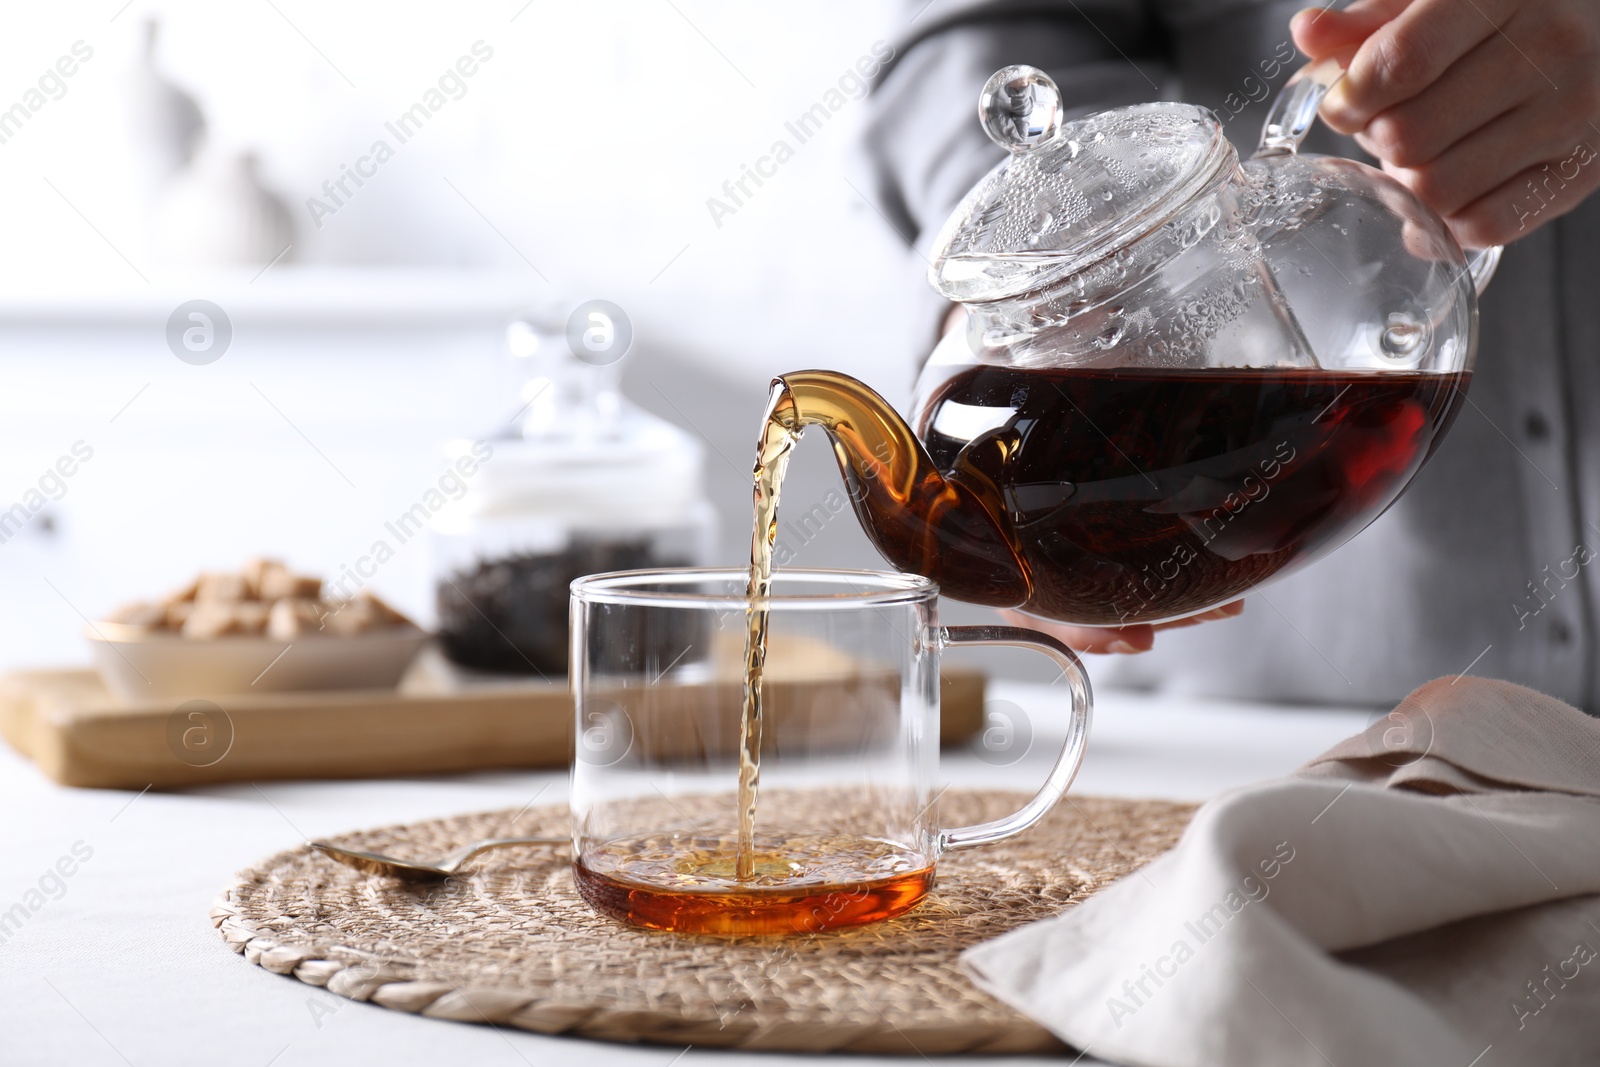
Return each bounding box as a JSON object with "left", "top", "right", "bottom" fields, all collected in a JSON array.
[{"left": 0, "top": 680, "right": 1372, "bottom": 1067}]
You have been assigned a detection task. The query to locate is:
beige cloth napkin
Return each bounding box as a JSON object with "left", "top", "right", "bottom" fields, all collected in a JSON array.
[{"left": 963, "top": 677, "right": 1600, "bottom": 1067}]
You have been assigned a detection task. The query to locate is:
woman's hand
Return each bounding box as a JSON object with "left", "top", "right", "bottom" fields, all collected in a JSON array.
[
  {"left": 1001, "top": 601, "right": 1246, "bottom": 654},
  {"left": 1292, "top": 0, "right": 1600, "bottom": 248}
]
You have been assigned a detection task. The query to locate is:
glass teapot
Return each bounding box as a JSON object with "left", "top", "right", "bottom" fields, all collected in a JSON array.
[{"left": 767, "top": 61, "right": 1499, "bottom": 626}]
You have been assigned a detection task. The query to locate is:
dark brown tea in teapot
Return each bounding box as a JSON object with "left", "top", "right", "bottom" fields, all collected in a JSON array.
[
  {"left": 760, "top": 365, "right": 1469, "bottom": 626},
  {"left": 909, "top": 364, "right": 1469, "bottom": 623}
]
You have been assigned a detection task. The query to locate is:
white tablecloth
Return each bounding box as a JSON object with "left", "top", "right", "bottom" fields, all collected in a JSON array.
[{"left": 0, "top": 681, "right": 1370, "bottom": 1067}]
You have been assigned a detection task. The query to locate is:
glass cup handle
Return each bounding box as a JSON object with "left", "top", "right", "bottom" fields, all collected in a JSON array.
[
  {"left": 936, "top": 625, "right": 1093, "bottom": 852},
  {"left": 1258, "top": 58, "right": 1502, "bottom": 295}
]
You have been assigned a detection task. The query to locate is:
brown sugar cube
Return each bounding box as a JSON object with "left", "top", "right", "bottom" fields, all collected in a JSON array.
[
  {"left": 163, "top": 601, "right": 196, "bottom": 629},
  {"left": 353, "top": 591, "right": 414, "bottom": 628},
  {"left": 242, "top": 558, "right": 287, "bottom": 600},
  {"left": 182, "top": 601, "right": 241, "bottom": 638},
  {"left": 267, "top": 598, "right": 325, "bottom": 639},
  {"left": 161, "top": 577, "right": 200, "bottom": 605},
  {"left": 260, "top": 569, "right": 322, "bottom": 601},
  {"left": 106, "top": 601, "right": 166, "bottom": 629},
  {"left": 231, "top": 601, "right": 269, "bottom": 634},
  {"left": 320, "top": 597, "right": 377, "bottom": 636},
  {"left": 180, "top": 601, "right": 268, "bottom": 637},
  {"left": 196, "top": 572, "right": 250, "bottom": 602}
]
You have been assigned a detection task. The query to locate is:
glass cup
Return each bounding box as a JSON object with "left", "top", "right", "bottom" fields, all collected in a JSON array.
[{"left": 568, "top": 568, "right": 1093, "bottom": 935}]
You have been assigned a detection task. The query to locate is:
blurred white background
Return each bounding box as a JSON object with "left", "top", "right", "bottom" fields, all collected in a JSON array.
[{"left": 0, "top": 0, "right": 935, "bottom": 670}]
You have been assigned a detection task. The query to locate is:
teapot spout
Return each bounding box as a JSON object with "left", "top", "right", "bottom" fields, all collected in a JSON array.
[{"left": 765, "top": 371, "right": 1030, "bottom": 607}]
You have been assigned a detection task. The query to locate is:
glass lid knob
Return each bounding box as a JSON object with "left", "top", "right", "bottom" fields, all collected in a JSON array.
[{"left": 979, "top": 65, "right": 1064, "bottom": 152}]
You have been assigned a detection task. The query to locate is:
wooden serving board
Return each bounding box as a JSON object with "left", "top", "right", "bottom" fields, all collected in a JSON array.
[{"left": 0, "top": 652, "right": 987, "bottom": 790}]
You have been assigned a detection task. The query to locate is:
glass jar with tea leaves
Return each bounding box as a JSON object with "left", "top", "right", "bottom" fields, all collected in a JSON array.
[{"left": 433, "top": 312, "right": 714, "bottom": 675}]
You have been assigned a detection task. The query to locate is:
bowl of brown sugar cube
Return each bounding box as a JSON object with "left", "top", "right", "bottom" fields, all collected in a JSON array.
[{"left": 88, "top": 559, "right": 430, "bottom": 701}]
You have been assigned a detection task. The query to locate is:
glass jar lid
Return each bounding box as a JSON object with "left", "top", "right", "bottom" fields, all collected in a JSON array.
[{"left": 928, "top": 65, "right": 1236, "bottom": 303}]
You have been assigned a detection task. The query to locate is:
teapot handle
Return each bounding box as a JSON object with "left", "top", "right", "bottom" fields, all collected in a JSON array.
[
  {"left": 1464, "top": 245, "right": 1502, "bottom": 296},
  {"left": 1258, "top": 58, "right": 1501, "bottom": 296},
  {"left": 1257, "top": 57, "right": 1344, "bottom": 156}
]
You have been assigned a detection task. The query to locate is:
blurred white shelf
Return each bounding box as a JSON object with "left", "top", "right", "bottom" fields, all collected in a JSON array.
[{"left": 0, "top": 267, "right": 540, "bottom": 327}]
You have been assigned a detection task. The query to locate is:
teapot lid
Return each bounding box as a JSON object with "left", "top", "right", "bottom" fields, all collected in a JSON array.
[{"left": 929, "top": 66, "right": 1235, "bottom": 303}]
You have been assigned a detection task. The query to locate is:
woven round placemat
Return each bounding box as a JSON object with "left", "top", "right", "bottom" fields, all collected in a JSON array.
[{"left": 213, "top": 791, "right": 1193, "bottom": 1055}]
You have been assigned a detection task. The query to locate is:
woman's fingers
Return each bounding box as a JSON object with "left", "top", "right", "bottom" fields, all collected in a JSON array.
[
  {"left": 1157, "top": 600, "right": 1247, "bottom": 629},
  {"left": 1447, "top": 141, "right": 1600, "bottom": 248},
  {"left": 1296, "top": 0, "right": 1600, "bottom": 244},
  {"left": 996, "top": 601, "right": 1245, "bottom": 655},
  {"left": 1291, "top": 3, "right": 1404, "bottom": 67},
  {"left": 998, "top": 610, "right": 1154, "bottom": 654},
  {"left": 1320, "top": 0, "right": 1516, "bottom": 134},
  {"left": 1354, "top": 31, "right": 1547, "bottom": 169},
  {"left": 1373, "top": 95, "right": 1600, "bottom": 223}
]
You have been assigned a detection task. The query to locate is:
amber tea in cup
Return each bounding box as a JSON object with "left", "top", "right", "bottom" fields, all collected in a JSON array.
[{"left": 568, "top": 568, "right": 1092, "bottom": 935}]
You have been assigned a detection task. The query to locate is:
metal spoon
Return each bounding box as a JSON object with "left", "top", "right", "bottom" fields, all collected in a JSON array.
[{"left": 309, "top": 836, "right": 567, "bottom": 882}]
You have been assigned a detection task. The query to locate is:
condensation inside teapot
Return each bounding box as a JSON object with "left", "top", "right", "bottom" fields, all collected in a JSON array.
[{"left": 928, "top": 66, "right": 1479, "bottom": 375}]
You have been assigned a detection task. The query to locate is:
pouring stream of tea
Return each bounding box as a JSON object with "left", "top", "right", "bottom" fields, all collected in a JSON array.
[
  {"left": 738, "top": 389, "right": 801, "bottom": 881},
  {"left": 738, "top": 371, "right": 946, "bottom": 880}
]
